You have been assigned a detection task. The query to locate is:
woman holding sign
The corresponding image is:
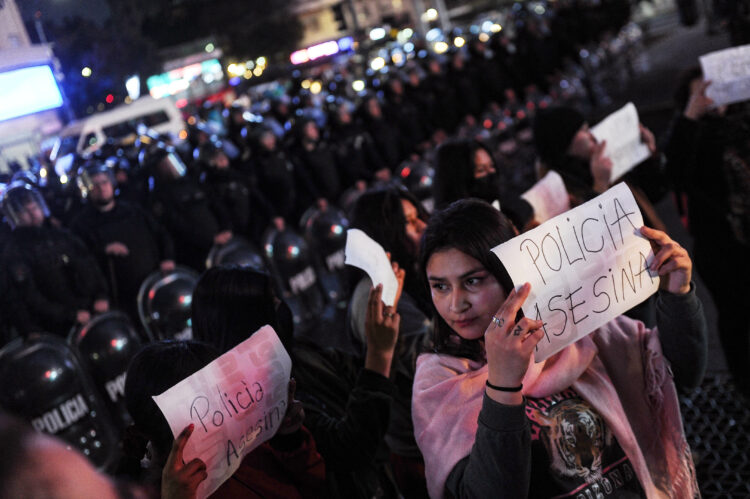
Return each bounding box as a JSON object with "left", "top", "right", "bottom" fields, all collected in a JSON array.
[{"left": 412, "top": 199, "right": 707, "bottom": 499}]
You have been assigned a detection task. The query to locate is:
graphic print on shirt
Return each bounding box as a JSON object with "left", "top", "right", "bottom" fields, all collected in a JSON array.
[
  {"left": 526, "top": 389, "right": 611, "bottom": 484},
  {"left": 525, "top": 389, "right": 644, "bottom": 498}
]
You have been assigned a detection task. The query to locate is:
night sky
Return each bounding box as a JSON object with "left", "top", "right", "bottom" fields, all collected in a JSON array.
[{"left": 19, "top": 0, "right": 110, "bottom": 26}]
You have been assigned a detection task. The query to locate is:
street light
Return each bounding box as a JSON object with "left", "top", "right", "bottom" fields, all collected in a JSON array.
[{"left": 423, "top": 8, "right": 438, "bottom": 22}]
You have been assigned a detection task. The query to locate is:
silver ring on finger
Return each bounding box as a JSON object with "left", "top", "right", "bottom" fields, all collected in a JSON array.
[
  {"left": 384, "top": 312, "right": 395, "bottom": 318},
  {"left": 491, "top": 315, "right": 504, "bottom": 328}
]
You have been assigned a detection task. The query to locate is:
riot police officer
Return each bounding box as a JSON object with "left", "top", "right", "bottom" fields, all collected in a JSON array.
[
  {"left": 143, "top": 143, "right": 232, "bottom": 271},
  {"left": 1, "top": 183, "right": 109, "bottom": 336},
  {"left": 198, "top": 141, "right": 274, "bottom": 244},
  {"left": 70, "top": 162, "right": 175, "bottom": 320}
]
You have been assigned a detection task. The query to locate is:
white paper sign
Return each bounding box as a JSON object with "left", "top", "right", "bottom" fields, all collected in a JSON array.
[
  {"left": 700, "top": 44, "right": 750, "bottom": 107},
  {"left": 591, "top": 103, "right": 651, "bottom": 182},
  {"left": 153, "top": 326, "right": 292, "bottom": 498},
  {"left": 492, "top": 183, "right": 659, "bottom": 362},
  {"left": 521, "top": 170, "right": 571, "bottom": 223},
  {"left": 344, "top": 228, "right": 399, "bottom": 306}
]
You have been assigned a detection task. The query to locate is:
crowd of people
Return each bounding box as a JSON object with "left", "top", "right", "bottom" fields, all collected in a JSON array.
[{"left": 0, "top": 1, "right": 749, "bottom": 497}]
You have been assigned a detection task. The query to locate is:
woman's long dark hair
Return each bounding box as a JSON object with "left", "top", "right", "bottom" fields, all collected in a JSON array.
[
  {"left": 419, "top": 198, "right": 516, "bottom": 360},
  {"left": 191, "top": 265, "right": 290, "bottom": 354},
  {"left": 349, "top": 186, "right": 431, "bottom": 313}
]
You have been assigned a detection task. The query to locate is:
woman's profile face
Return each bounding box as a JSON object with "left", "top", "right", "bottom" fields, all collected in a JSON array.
[{"left": 426, "top": 247, "right": 506, "bottom": 340}]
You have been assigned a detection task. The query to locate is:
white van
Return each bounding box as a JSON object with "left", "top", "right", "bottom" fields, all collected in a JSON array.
[{"left": 55, "top": 96, "right": 186, "bottom": 157}]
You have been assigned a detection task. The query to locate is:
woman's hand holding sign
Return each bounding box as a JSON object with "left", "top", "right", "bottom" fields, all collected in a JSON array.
[
  {"left": 162, "top": 424, "right": 208, "bottom": 499},
  {"left": 484, "top": 283, "right": 545, "bottom": 406},
  {"left": 640, "top": 226, "right": 692, "bottom": 295},
  {"left": 364, "top": 260, "right": 406, "bottom": 378}
]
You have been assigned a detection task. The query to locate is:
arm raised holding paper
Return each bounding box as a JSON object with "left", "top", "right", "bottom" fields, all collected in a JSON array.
[
  {"left": 640, "top": 226, "right": 708, "bottom": 390},
  {"left": 413, "top": 199, "right": 703, "bottom": 499},
  {"left": 364, "top": 261, "right": 406, "bottom": 378}
]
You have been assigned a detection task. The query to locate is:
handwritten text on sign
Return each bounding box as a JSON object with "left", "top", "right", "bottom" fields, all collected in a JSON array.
[
  {"left": 699, "top": 43, "right": 750, "bottom": 107},
  {"left": 492, "top": 183, "right": 659, "bottom": 362},
  {"left": 153, "top": 326, "right": 292, "bottom": 499}
]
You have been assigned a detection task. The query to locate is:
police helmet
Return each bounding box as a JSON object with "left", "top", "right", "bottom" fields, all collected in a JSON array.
[{"left": 1, "top": 182, "right": 50, "bottom": 229}]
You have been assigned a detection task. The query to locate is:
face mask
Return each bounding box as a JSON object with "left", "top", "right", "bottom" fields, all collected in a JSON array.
[{"left": 470, "top": 174, "right": 501, "bottom": 203}]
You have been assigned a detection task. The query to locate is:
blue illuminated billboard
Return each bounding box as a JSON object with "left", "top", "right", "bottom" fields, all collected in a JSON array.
[{"left": 0, "top": 65, "right": 64, "bottom": 122}]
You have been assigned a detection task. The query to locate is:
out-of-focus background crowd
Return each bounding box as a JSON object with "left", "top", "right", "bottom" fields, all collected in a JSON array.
[{"left": 0, "top": 0, "right": 748, "bottom": 496}]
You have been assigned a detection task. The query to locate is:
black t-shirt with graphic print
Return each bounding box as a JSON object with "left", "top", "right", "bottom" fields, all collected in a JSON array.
[{"left": 525, "top": 388, "right": 646, "bottom": 499}]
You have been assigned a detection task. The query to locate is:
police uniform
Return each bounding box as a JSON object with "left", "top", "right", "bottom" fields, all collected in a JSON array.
[
  {"left": 70, "top": 201, "right": 174, "bottom": 317},
  {"left": 3, "top": 224, "right": 109, "bottom": 336}
]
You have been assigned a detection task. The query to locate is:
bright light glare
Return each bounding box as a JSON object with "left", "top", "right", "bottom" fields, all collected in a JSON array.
[
  {"left": 205, "top": 43, "right": 215, "bottom": 52},
  {"left": 479, "top": 32, "right": 490, "bottom": 42},
  {"left": 425, "top": 8, "right": 438, "bottom": 21},
  {"left": 491, "top": 23, "right": 502, "bottom": 33},
  {"left": 397, "top": 28, "right": 413, "bottom": 44},
  {"left": 352, "top": 80, "right": 365, "bottom": 92},
  {"left": 433, "top": 41, "right": 449, "bottom": 54},
  {"left": 310, "top": 81, "right": 322, "bottom": 94},
  {"left": 370, "top": 27, "right": 386, "bottom": 41},
  {"left": 370, "top": 57, "right": 386, "bottom": 71},
  {"left": 0, "top": 66, "right": 63, "bottom": 121},
  {"left": 454, "top": 36, "right": 465, "bottom": 48},
  {"left": 301, "top": 79, "right": 311, "bottom": 89},
  {"left": 81, "top": 67, "right": 92, "bottom": 77},
  {"left": 426, "top": 28, "right": 442, "bottom": 42}
]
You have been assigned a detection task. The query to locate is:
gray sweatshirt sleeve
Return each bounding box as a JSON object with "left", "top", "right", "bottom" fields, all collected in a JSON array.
[
  {"left": 655, "top": 282, "right": 708, "bottom": 390},
  {"left": 445, "top": 393, "right": 531, "bottom": 499}
]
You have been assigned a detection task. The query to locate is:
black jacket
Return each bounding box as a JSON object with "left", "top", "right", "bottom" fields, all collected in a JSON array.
[
  {"left": 70, "top": 201, "right": 174, "bottom": 309},
  {"left": 3, "top": 224, "right": 108, "bottom": 335},
  {"left": 291, "top": 342, "right": 399, "bottom": 499}
]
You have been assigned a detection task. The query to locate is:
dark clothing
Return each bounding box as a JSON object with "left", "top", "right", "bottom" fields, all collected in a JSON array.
[
  {"left": 200, "top": 167, "right": 273, "bottom": 243},
  {"left": 150, "top": 178, "right": 228, "bottom": 271},
  {"left": 212, "top": 426, "right": 326, "bottom": 499},
  {"left": 329, "top": 123, "right": 386, "bottom": 186},
  {"left": 69, "top": 201, "right": 174, "bottom": 315},
  {"left": 664, "top": 112, "right": 750, "bottom": 395},
  {"left": 446, "top": 287, "right": 707, "bottom": 498},
  {"left": 383, "top": 93, "right": 427, "bottom": 158},
  {"left": 249, "top": 148, "right": 317, "bottom": 224},
  {"left": 3, "top": 225, "right": 108, "bottom": 335},
  {"left": 362, "top": 116, "right": 401, "bottom": 170},
  {"left": 447, "top": 64, "right": 482, "bottom": 119},
  {"left": 291, "top": 342, "right": 399, "bottom": 498},
  {"left": 291, "top": 142, "right": 342, "bottom": 203}
]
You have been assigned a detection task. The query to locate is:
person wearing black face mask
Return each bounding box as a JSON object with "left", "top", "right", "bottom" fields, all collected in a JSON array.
[
  {"left": 70, "top": 163, "right": 175, "bottom": 320},
  {"left": 433, "top": 139, "right": 533, "bottom": 231}
]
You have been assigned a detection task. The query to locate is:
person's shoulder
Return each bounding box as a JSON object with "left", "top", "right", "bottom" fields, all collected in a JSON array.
[{"left": 415, "top": 352, "right": 480, "bottom": 387}]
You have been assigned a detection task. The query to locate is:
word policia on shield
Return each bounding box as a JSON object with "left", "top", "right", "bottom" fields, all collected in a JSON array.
[
  {"left": 492, "top": 183, "right": 659, "bottom": 362},
  {"left": 153, "top": 326, "right": 292, "bottom": 499}
]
